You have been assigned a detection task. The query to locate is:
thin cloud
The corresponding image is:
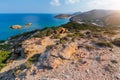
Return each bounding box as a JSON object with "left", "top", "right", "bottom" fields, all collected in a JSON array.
[
  {"left": 50, "top": 0, "right": 61, "bottom": 6},
  {"left": 86, "top": 0, "right": 120, "bottom": 10},
  {"left": 50, "top": 0, "right": 80, "bottom": 6},
  {"left": 66, "top": 0, "right": 80, "bottom": 4}
]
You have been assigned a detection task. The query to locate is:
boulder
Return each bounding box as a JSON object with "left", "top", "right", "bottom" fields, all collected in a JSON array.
[
  {"left": 59, "top": 43, "right": 77, "bottom": 59},
  {"left": 55, "top": 27, "right": 67, "bottom": 34},
  {"left": 39, "top": 53, "right": 62, "bottom": 69},
  {"left": 25, "top": 23, "right": 32, "bottom": 27},
  {"left": 38, "top": 42, "right": 77, "bottom": 69}
]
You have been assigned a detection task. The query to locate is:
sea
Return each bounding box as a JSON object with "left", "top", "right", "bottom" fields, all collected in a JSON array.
[{"left": 0, "top": 14, "right": 69, "bottom": 40}]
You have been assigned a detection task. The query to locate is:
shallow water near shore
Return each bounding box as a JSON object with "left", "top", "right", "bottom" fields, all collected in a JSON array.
[{"left": 0, "top": 14, "right": 69, "bottom": 40}]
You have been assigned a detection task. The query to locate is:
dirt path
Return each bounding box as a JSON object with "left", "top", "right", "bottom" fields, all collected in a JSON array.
[
  {"left": 0, "top": 46, "right": 46, "bottom": 74},
  {"left": 0, "top": 57, "right": 27, "bottom": 73}
]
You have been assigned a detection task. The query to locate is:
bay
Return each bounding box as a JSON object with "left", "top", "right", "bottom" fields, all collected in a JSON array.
[{"left": 0, "top": 14, "right": 69, "bottom": 40}]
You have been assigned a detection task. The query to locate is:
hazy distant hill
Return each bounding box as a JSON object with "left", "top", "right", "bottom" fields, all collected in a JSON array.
[
  {"left": 70, "top": 9, "right": 120, "bottom": 27},
  {"left": 104, "top": 11, "right": 120, "bottom": 27},
  {"left": 55, "top": 14, "right": 71, "bottom": 19},
  {"left": 72, "top": 11, "right": 82, "bottom": 16},
  {"left": 54, "top": 12, "right": 82, "bottom": 19}
]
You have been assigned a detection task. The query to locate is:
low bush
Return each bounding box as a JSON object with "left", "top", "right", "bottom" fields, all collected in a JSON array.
[
  {"left": 96, "top": 41, "right": 113, "bottom": 48},
  {"left": 52, "top": 34, "right": 61, "bottom": 39},
  {"left": 86, "top": 45, "right": 95, "bottom": 50},
  {"left": 0, "top": 50, "right": 11, "bottom": 70},
  {"left": 112, "top": 38, "right": 120, "bottom": 47},
  {"left": 25, "top": 54, "right": 40, "bottom": 68},
  {"left": 57, "top": 37, "right": 69, "bottom": 44},
  {"left": 35, "top": 27, "right": 57, "bottom": 38},
  {"left": 61, "top": 22, "right": 102, "bottom": 32},
  {"left": 0, "top": 44, "right": 10, "bottom": 50},
  {"left": 67, "top": 32, "right": 85, "bottom": 38}
]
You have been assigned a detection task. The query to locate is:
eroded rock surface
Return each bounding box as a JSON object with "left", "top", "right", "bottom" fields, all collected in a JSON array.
[
  {"left": 38, "top": 42, "right": 77, "bottom": 69},
  {"left": 22, "top": 37, "right": 55, "bottom": 58}
]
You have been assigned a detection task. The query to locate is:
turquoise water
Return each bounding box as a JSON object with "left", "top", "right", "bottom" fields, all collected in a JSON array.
[{"left": 0, "top": 14, "right": 69, "bottom": 40}]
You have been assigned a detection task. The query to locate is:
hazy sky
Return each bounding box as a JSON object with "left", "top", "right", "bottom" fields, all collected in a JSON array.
[{"left": 0, "top": 0, "right": 120, "bottom": 13}]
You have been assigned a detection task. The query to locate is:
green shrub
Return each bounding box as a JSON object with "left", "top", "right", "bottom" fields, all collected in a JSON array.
[
  {"left": 57, "top": 37, "right": 69, "bottom": 44},
  {"left": 35, "top": 27, "right": 57, "bottom": 38},
  {"left": 25, "top": 54, "right": 40, "bottom": 68},
  {"left": 52, "top": 34, "right": 61, "bottom": 39},
  {"left": 0, "top": 40, "right": 5, "bottom": 43},
  {"left": 61, "top": 22, "right": 102, "bottom": 32},
  {"left": 46, "top": 45, "right": 56, "bottom": 50},
  {"left": 86, "top": 45, "right": 95, "bottom": 50},
  {"left": 10, "top": 30, "right": 37, "bottom": 39},
  {"left": 96, "top": 41, "right": 113, "bottom": 48},
  {"left": 67, "top": 32, "right": 85, "bottom": 38},
  {"left": 0, "top": 50, "right": 11, "bottom": 70},
  {"left": 0, "top": 44, "right": 10, "bottom": 50},
  {"left": 28, "top": 54, "right": 40, "bottom": 63},
  {"left": 112, "top": 38, "right": 120, "bottom": 47},
  {"left": 25, "top": 61, "right": 33, "bottom": 69}
]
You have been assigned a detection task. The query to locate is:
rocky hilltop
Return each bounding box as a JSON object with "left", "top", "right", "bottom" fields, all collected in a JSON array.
[
  {"left": 70, "top": 9, "right": 120, "bottom": 27},
  {"left": 0, "top": 22, "right": 120, "bottom": 80}
]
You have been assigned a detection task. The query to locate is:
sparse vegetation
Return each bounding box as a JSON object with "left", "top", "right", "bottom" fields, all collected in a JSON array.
[
  {"left": 10, "top": 30, "right": 37, "bottom": 40},
  {"left": 52, "top": 34, "right": 61, "bottom": 39},
  {"left": 0, "top": 44, "right": 10, "bottom": 50},
  {"left": 67, "top": 32, "right": 85, "bottom": 38},
  {"left": 61, "top": 22, "right": 103, "bottom": 32},
  {"left": 96, "top": 41, "right": 113, "bottom": 48},
  {"left": 112, "top": 38, "right": 120, "bottom": 47},
  {"left": 86, "top": 45, "right": 95, "bottom": 51},
  {"left": 57, "top": 37, "right": 69, "bottom": 44},
  {"left": 111, "top": 60, "right": 118, "bottom": 64},
  {"left": 25, "top": 54, "right": 40, "bottom": 68},
  {"left": 0, "top": 50, "right": 11, "bottom": 70},
  {"left": 35, "top": 27, "right": 57, "bottom": 38},
  {"left": 0, "top": 40, "right": 5, "bottom": 43},
  {"left": 46, "top": 45, "right": 56, "bottom": 50},
  {"left": 104, "top": 64, "right": 117, "bottom": 73}
]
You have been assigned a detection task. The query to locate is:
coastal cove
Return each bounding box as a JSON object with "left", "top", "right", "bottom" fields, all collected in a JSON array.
[{"left": 0, "top": 14, "right": 69, "bottom": 40}]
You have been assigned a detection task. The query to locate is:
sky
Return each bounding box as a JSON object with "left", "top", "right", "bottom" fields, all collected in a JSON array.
[{"left": 0, "top": 0, "right": 120, "bottom": 13}]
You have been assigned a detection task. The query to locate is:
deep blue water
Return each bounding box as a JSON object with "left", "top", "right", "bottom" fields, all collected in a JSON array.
[{"left": 0, "top": 14, "right": 69, "bottom": 40}]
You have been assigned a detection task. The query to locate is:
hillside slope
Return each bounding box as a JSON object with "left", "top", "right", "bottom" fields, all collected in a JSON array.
[
  {"left": 70, "top": 9, "right": 120, "bottom": 27},
  {"left": 0, "top": 22, "right": 120, "bottom": 80}
]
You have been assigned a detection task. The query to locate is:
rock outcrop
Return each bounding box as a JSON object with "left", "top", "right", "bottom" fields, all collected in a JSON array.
[
  {"left": 21, "top": 37, "right": 54, "bottom": 58},
  {"left": 38, "top": 42, "right": 77, "bottom": 69},
  {"left": 25, "top": 23, "right": 32, "bottom": 27},
  {"left": 55, "top": 27, "right": 67, "bottom": 34},
  {"left": 59, "top": 43, "right": 77, "bottom": 59},
  {"left": 10, "top": 25, "right": 22, "bottom": 29}
]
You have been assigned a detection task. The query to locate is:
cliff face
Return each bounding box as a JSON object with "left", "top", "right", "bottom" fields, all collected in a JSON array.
[{"left": 0, "top": 22, "right": 120, "bottom": 80}]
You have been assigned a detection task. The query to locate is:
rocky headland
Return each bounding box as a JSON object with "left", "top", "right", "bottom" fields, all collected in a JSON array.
[
  {"left": 55, "top": 14, "right": 71, "bottom": 19},
  {"left": 0, "top": 21, "right": 120, "bottom": 80}
]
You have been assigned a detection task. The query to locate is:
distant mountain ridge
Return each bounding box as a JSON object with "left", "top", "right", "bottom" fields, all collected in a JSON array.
[
  {"left": 70, "top": 9, "right": 120, "bottom": 27},
  {"left": 54, "top": 12, "right": 82, "bottom": 19}
]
